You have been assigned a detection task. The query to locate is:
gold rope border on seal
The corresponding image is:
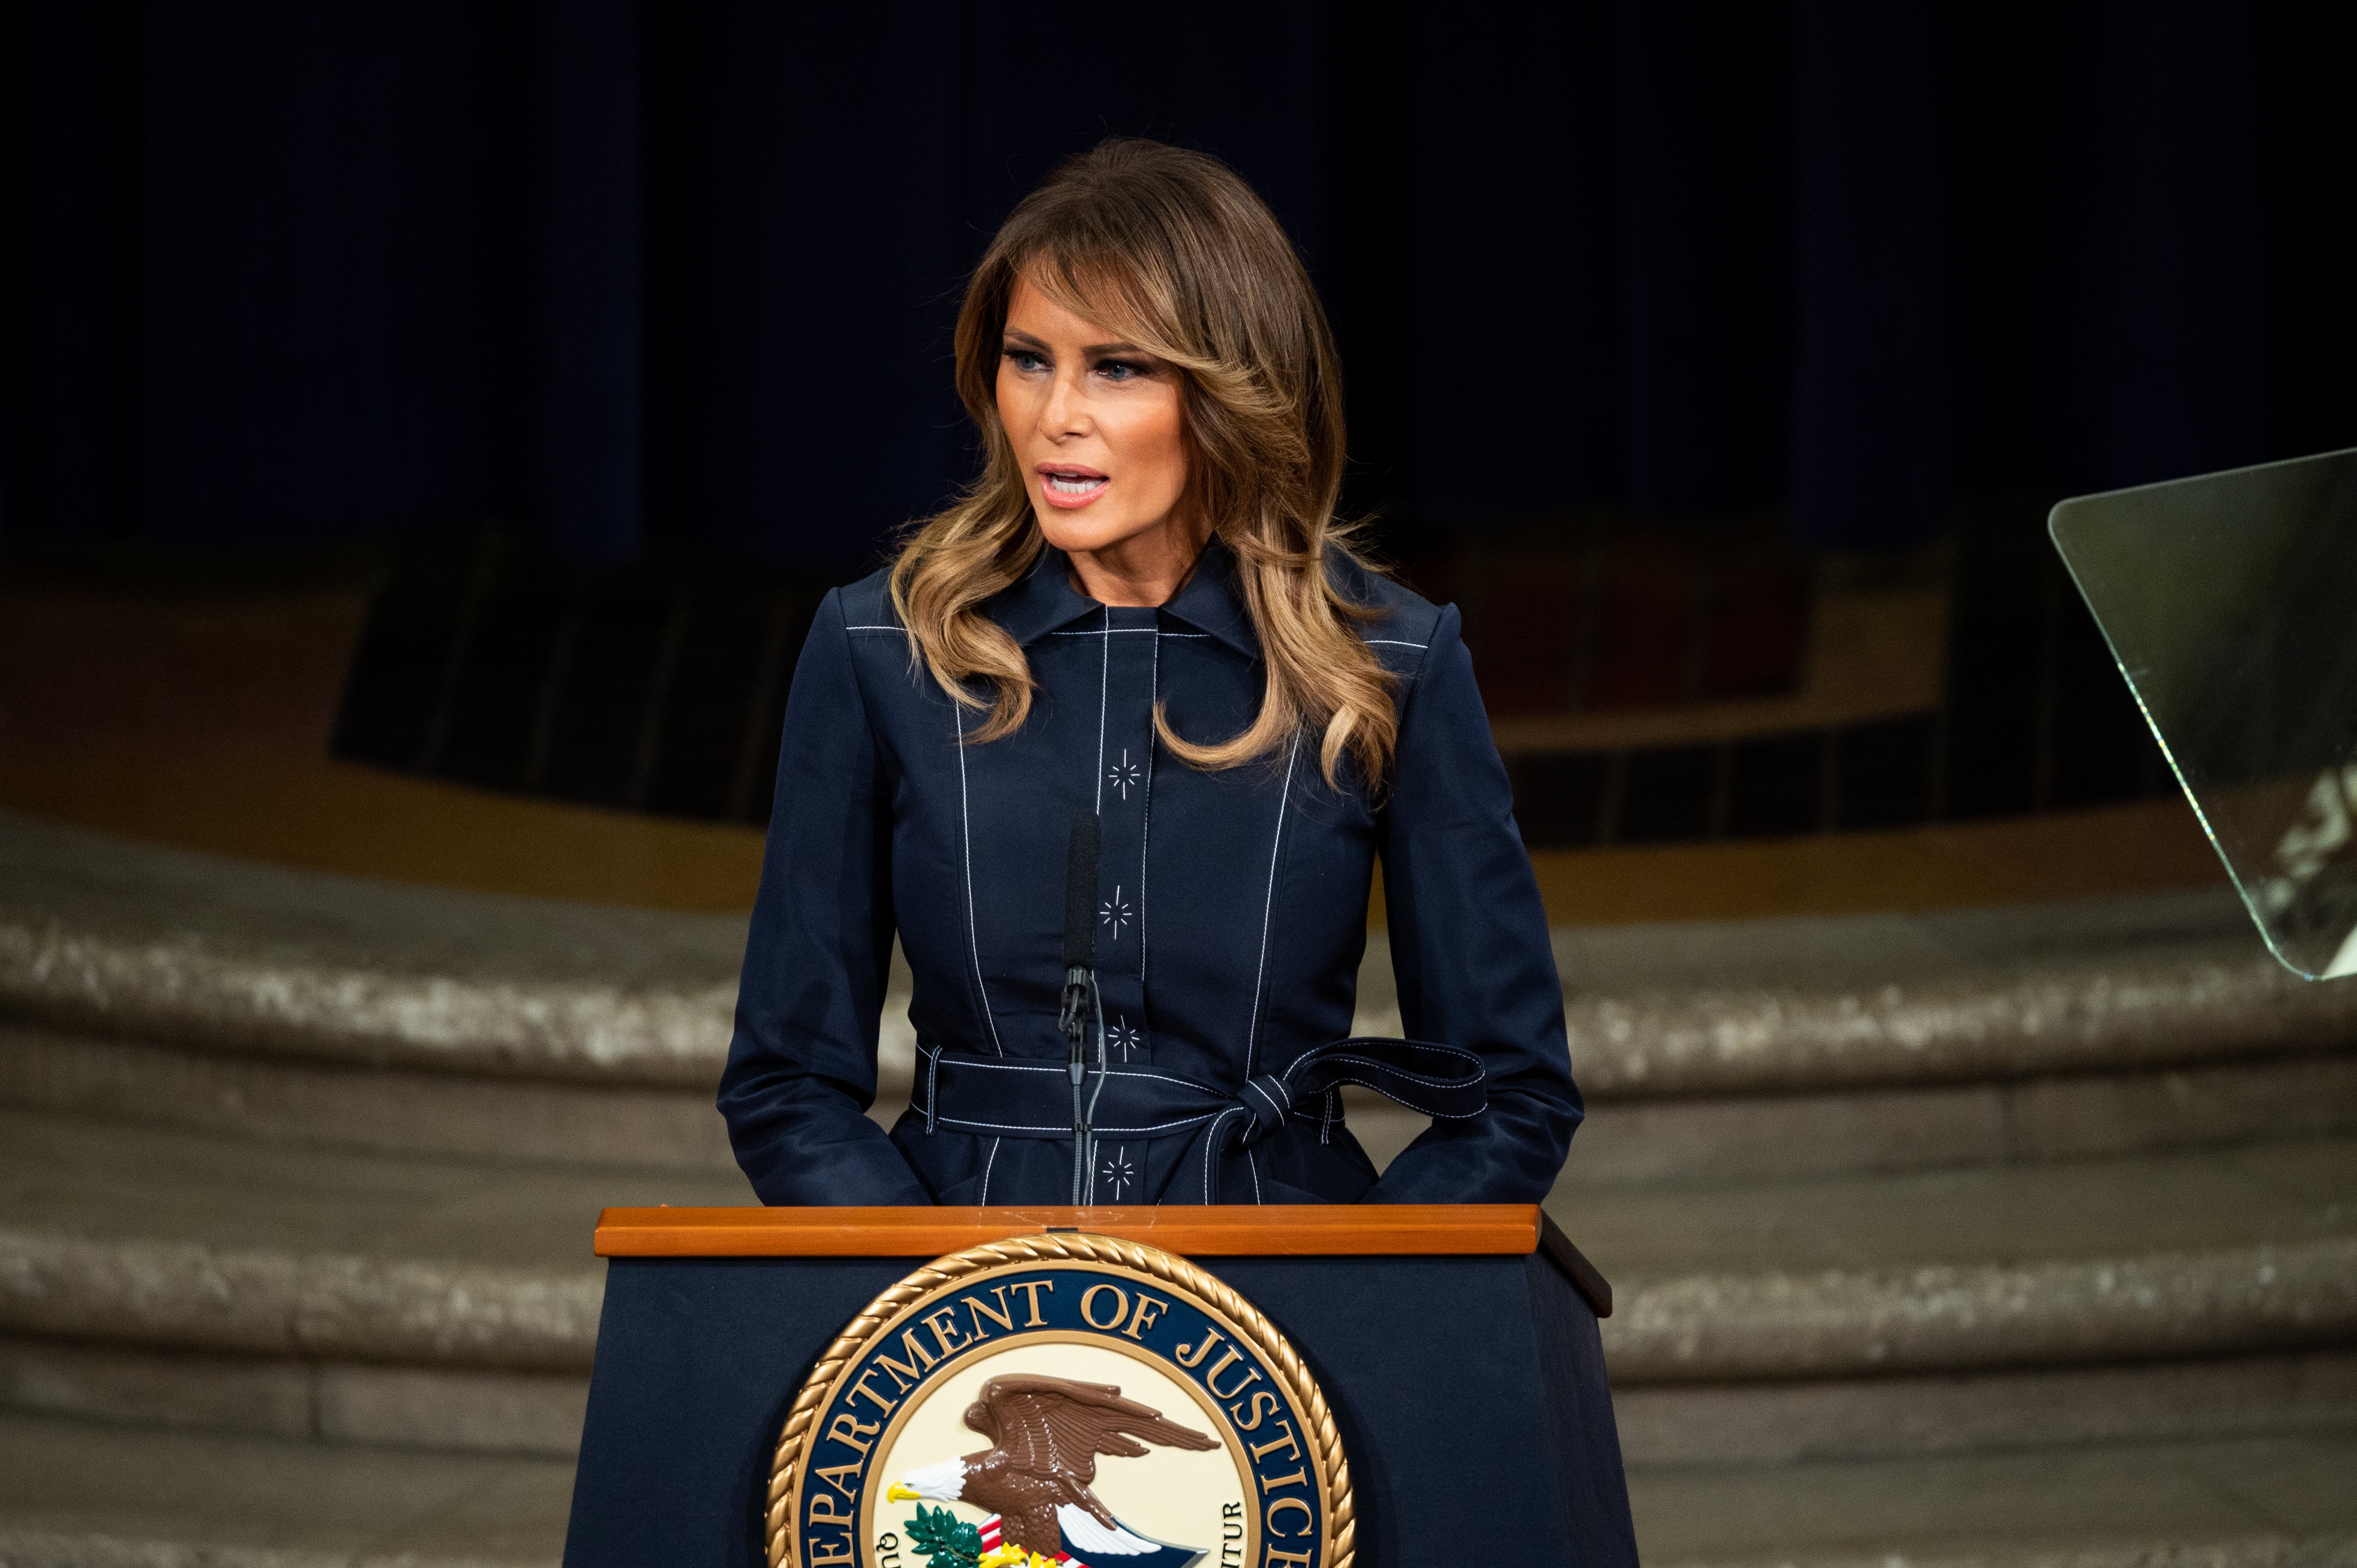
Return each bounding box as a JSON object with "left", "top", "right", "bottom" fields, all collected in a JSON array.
[{"left": 765, "top": 1231, "right": 1355, "bottom": 1568}]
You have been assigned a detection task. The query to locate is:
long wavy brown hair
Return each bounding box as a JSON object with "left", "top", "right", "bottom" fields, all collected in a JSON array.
[{"left": 887, "top": 138, "right": 1396, "bottom": 788}]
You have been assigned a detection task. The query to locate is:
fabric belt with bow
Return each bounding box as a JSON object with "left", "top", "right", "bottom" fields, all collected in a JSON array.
[{"left": 913, "top": 1036, "right": 1487, "bottom": 1203}]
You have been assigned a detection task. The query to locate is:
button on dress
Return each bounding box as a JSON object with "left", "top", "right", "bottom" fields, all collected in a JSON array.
[{"left": 718, "top": 538, "right": 1582, "bottom": 1208}]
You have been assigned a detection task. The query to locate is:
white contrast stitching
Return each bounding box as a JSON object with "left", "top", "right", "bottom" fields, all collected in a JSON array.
[
  {"left": 1140, "top": 629, "right": 1159, "bottom": 988},
  {"left": 1093, "top": 1116, "right": 1217, "bottom": 1136},
  {"left": 1093, "top": 606, "right": 1109, "bottom": 816},
  {"left": 1096, "top": 1142, "right": 1135, "bottom": 1204},
  {"left": 940, "top": 1059, "right": 1206, "bottom": 1092},
  {"left": 952, "top": 702, "right": 1004, "bottom": 1055},
  {"left": 979, "top": 1135, "right": 1002, "bottom": 1201},
  {"left": 1321, "top": 1052, "right": 1481, "bottom": 1078},
  {"left": 1100, "top": 1068, "right": 1207, "bottom": 1089},
  {"left": 844, "top": 625, "right": 910, "bottom": 633},
  {"left": 1363, "top": 639, "right": 1428, "bottom": 648},
  {"left": 1244, "top": 732, "right": 1301, "bottom": 1078},
  {"left": 1278, "top": 1040, "right": 1480, "bottom": 1087},
  {"left": 1201, "top": 1107, "right": 1245, "bottom": 1203},
  {"left": 1317, "top": 1076, "right": 1487, "bottom": 1118},
  {"left": 943, "top": 1113, "right": 1214, "bottom": 1138},
  {"left": 1243, "top": 1078, "right": 1289, "bottom": 1125}
]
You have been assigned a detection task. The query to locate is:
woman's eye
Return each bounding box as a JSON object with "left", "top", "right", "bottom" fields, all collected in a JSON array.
[
  {"left": 1003, "top": 349, "right": 1047, "bottom": 373},
  {"left": 1097, "top": 359, "right": 1145, "bottom": 382}
]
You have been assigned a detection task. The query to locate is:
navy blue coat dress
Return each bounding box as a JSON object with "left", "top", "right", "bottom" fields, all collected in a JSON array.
[{"left": 718, "top": 537, "right": 1582, "bottom": 1208}]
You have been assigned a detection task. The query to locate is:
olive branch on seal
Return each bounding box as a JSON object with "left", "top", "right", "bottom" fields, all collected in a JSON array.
[{"left": 904, "top": 1502, "right": 982, "bottom": 1568}]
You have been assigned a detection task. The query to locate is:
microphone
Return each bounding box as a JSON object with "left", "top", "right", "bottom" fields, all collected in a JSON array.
[{"left": 1059, "top": 811, "right": 1102, "bottom": 1203}]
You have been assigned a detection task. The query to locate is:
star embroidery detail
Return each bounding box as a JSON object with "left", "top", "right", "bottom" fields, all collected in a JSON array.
[
  {"left": 1098, "top": 1145, "right": 1136, "bottom": 1203},
  {"left": 1108, "top": 1019, "right": 1143, "bottom": 1061},
  {"left": 1107, "top": 748, "right": 1143, "bottom": 802},
  {"left": 1099, "top": 883, "right": 1133, "bottom": 940}
]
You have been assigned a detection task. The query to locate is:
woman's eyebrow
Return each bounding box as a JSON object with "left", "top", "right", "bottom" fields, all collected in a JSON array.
[{"left": 999, "top": 328, "right": 1152, "bottom": 359}]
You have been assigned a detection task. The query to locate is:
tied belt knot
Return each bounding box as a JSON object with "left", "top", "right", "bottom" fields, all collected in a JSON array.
[
  {"left": 914, "top": 1036, "right": 1487, "bottom": 1203},
  {"left": 1237, "top": 1073, "right": 1297, "bottom": 1140}
]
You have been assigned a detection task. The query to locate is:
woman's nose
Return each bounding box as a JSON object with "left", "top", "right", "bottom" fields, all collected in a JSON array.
[{"left": 1040, "top": 368, "right": 1089, "bottom": 437}]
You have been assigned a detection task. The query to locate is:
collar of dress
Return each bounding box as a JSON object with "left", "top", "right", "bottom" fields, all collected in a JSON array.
[{"left": 982, "top": 535, "right": 1259, "bottom": 661}]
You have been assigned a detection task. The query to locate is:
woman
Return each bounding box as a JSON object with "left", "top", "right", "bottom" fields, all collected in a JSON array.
[
  {"left": 719, "top": 140, "right": 1581, "bottom": 1215},
  {"left": 722, "top": 141, "right": 1636, "bottom": 1560}
]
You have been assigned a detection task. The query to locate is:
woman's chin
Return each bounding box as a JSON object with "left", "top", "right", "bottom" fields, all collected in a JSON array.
[{"left": 1036, "top": 511, "right": 1155, "bottom": 557}]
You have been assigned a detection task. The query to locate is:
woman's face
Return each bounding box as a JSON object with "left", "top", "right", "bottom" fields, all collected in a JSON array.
[{"left": 996, "top": 278, "right": 1197, "bottom": 588}]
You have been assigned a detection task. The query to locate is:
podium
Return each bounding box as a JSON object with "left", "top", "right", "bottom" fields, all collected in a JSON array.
[{"left": 561, "top": 1206, "right": 1627, "bottom": 1568}]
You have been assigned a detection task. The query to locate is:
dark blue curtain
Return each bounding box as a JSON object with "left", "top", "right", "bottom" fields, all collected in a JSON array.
[{"left": 4, "top": 1, "right": 2354, "bottom": 575}]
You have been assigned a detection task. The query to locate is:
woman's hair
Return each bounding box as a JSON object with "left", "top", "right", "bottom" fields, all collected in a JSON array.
[{"left": 887, "top": 138, "right": 1396, "bottom": 788}]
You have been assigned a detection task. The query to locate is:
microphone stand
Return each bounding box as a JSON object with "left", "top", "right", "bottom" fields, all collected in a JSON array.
[{"left": 1082, "top": 970, "right": 1107, "bottom": 1197}]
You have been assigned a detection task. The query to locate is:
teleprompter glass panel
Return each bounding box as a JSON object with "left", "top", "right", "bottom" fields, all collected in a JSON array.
[{"left": 2050, "top": 446, "right": 2357, "bottom": 980}]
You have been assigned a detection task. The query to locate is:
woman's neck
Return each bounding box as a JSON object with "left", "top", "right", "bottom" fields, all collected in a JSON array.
[{"left": 1063, "top": 516, "right": 1213, "bottom": 607}]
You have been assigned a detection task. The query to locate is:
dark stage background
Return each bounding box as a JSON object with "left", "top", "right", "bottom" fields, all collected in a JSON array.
[{"left": 7, "top": 1, "right": 2356, "bottom": 575}]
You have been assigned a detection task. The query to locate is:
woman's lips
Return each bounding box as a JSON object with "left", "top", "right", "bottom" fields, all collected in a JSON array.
[{"left": 1038, "top": 466, "right": 1108, "bottom": 509}]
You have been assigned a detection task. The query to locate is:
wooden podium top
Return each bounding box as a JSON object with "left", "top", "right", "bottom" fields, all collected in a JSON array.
[{"left": 593, "top": 1203, "right": 1542, "bottom": 1258}]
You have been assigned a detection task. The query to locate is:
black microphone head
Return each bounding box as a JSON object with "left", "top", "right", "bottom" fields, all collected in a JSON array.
[{"left": 1063, "top": 808, "right": 1101, "bottom": 968}]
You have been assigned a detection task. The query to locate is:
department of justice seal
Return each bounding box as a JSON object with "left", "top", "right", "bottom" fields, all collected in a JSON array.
[{"left": 766, "top": 1233, "right": 1352, "bottom": 1568}]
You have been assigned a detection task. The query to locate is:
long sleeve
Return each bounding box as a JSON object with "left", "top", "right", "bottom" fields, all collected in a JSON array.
[
  {"left": 716, "top": 589, "right": 933, "bottom": 1205},
  {"left": 1365, "top": 604, "right": 1583, "bottom": 1203}
]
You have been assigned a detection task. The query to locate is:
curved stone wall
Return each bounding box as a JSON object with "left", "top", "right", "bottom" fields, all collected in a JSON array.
[{"left": 2, "top": 805, "right": 2353, "bottom": 1522}]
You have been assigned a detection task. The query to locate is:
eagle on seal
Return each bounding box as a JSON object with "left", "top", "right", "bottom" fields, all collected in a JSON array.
[{"left": 885, "top": 1373, "right": 1219, "bottom": 1563}]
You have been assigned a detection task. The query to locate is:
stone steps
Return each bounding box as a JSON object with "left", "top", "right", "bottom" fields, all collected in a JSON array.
[
  {"left": 1627, "top": 1425, "right": 2357, "bottom": 1568},
  {"left": 4, "top": 1408, "right": 2353, "bottom": 1568},
  {"left": 5, "top": 1104, "right": 2351, "bottom": 1463},
  {"left": 7, "top": 808, "right": 2357, "bottom": 1561},
  {"left": 19, "top": 998, "right": 2352, "bottom": 1189},
  {"left": 9, "top": 810, "right": 2353, "bottom": 1188},
  {"left": 0, "top": 1410, "right": 571, "bottom": 1567}
]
